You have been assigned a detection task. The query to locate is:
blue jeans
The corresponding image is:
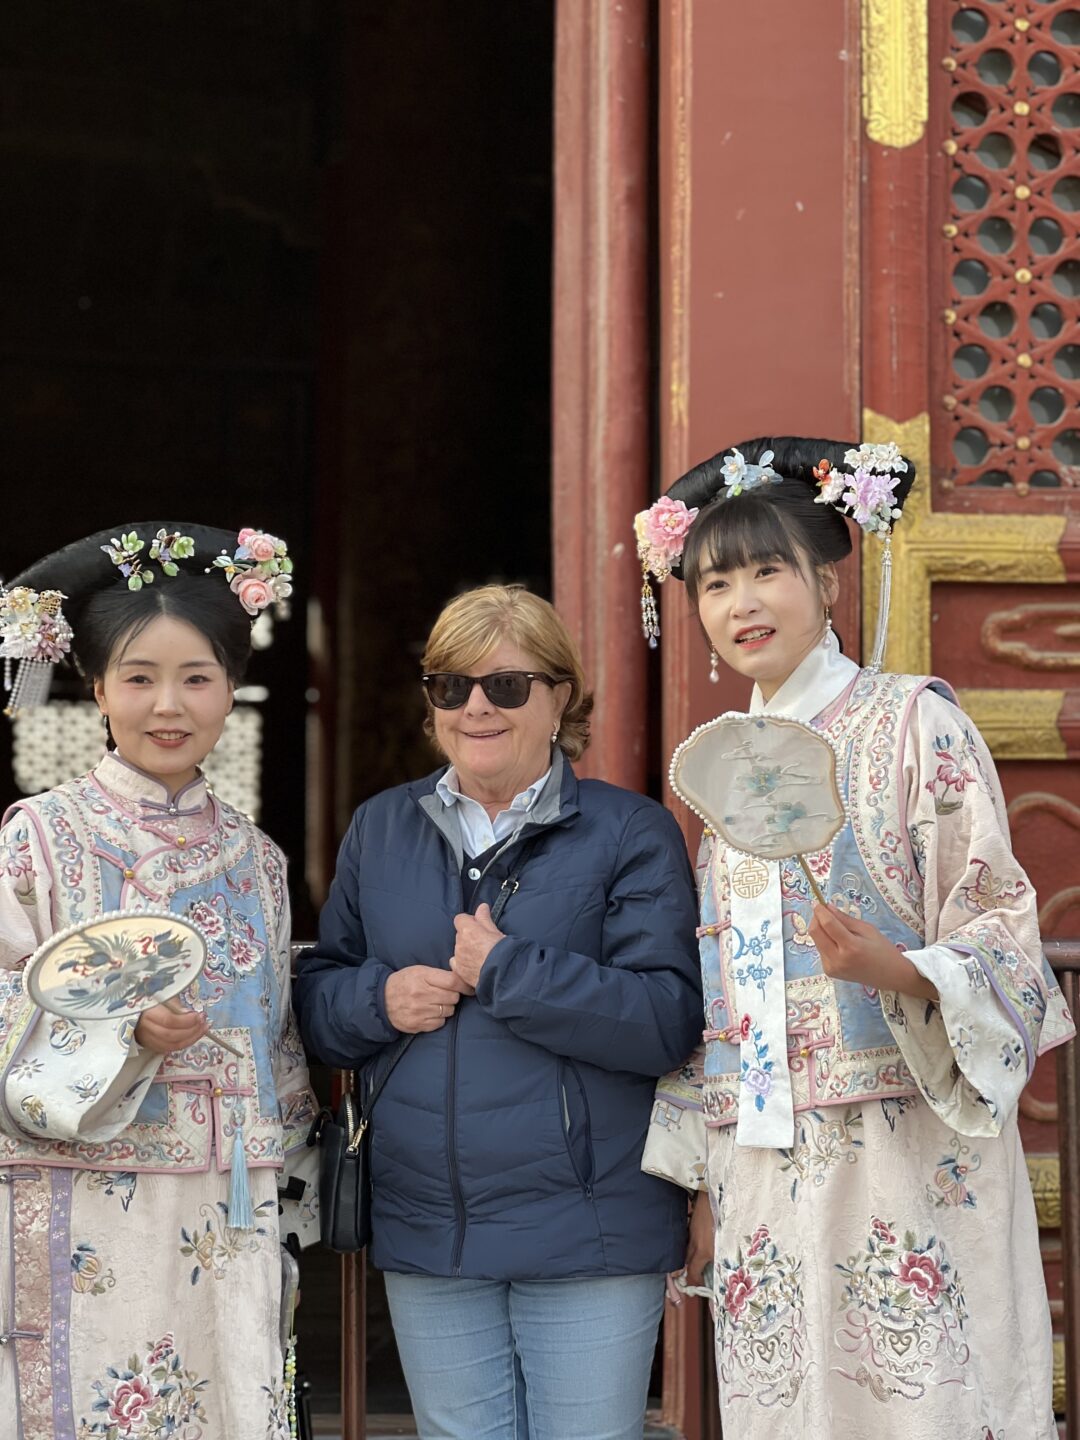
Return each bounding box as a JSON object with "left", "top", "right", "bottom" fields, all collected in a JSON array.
[{"left": 384, "top": 1272, "right": 666, "bottom": 1440}]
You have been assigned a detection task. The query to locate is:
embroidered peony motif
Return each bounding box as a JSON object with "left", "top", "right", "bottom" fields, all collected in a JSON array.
[
  {"left": 80, "top": 1334, "right": 209, "bottom": 1437},
  {"left": 833, "top": 1220, "right": 970, "bottom": 1402},
  {"left": 186, "top": 890, "right": 267, "bottom": 994},
  {"left": 723, "top": 1265, "right": 756, "bottom": 1321},
  {"left": 716, "top": 1226, "right": 808, "bottom": 1407}
]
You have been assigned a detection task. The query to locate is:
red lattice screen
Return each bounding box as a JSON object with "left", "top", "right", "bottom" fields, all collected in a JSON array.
[{"left": 933, "top": 1, "right": 1080, "bottom": 506}]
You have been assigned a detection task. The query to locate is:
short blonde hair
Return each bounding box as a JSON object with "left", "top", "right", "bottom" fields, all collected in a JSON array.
[{"left": 421, "top": 585, "right": 593, "bottom": 761}]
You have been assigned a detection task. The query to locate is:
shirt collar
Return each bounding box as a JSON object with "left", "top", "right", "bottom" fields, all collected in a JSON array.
[
  {"left": 435, "top": 764, "right": 553, "bottom": 817},
  {"left": 749, "top": 628, "right": 861, "bottom": 724},
  {"left": 93, "top": 751, "right": 210, "bottom": 816}
]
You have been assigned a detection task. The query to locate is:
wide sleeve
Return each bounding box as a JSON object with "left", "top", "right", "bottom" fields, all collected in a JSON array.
[
  {"left": 475, "top": 802, "right": 703, "bottom": 1076},
  {"left": 0, "top": 807, "right": 53, "bottom": 969},
  {"left": 291, "top": 808, "right": 401, "bottom": 1069},
  {"left": 0, "top": 806, "right": 165, "bottom": 1145},
  {"left": 641, "top": 1043, "right": 709, "bottom": 1192},
  {"left": 879, "top": 687, "right": 1074, "bottom": 1137},
  {"left": 642, "top": 829, "right": 710, "bottom": 1191},
  {"left": 267, "top": 880, "right": 321, "bottom": 1248}
]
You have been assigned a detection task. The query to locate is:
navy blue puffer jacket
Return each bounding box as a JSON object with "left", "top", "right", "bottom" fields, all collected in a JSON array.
[{"left": 293, "top": 752, "right": 702, "bottom": 1280}]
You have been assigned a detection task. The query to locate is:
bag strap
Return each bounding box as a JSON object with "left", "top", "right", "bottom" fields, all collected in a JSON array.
[
  {"left": 488, "top": 831, "right": 543, "bottom": 926},
  {"left": 360, "top": 829, "right": 545, "bottom": 1118}
]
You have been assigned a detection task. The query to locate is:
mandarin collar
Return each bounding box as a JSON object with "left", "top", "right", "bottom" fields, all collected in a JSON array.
[
  {"left": 748, "top": 628, "right": 861, "bottom": 724},
  {"left": 93, "top": 751, "right": 210, "bottom": 816}
]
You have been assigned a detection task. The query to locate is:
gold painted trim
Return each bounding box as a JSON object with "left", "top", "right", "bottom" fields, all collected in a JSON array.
[
  {"left": 1027, "top": 1153, "right": 1062, "bottom": 1230},
  {"left": 1054, "top": 1337, "right": 1065, "bottom": 1415},
  {"left": 861, "top": 411, "right": 1068, "bottom": 716},
  {"left": 861, "top": 0, "right": 929, "bottom": 148},
  {"left": 957, "top": 691, "right": 1067, "bottom": 761}
]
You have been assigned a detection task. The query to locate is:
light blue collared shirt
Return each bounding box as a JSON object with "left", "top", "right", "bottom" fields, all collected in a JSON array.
[{"left": 435, "top": 765, "right": 552, "bottom": 859}]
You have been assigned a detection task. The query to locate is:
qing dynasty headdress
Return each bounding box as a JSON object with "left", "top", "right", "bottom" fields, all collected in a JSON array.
[
  {"left": 1, "top": 522, "right": 294, "bottom": 715},
  {"left": 634, "top": 435, "right": 916, "bottom": 671}
]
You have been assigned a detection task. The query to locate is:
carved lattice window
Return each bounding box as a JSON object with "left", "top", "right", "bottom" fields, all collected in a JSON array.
[{"left": 937, "top": 2, "right": 1080, "bottom": 496}]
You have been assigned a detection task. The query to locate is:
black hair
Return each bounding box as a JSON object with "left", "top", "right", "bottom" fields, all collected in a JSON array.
[
  {"left": 74, "top": 574, "right": 253, "bottom": 684},
  {"left": 682, "top": 481, "right": 851, "bottom": 603},
  {"left": 675, "top": 434, "right": 917, "bottom": 604}
]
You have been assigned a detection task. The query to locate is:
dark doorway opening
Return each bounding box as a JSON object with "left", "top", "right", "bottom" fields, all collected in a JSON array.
[{"left": 1, "top": 0, "right": 554, "bottom": 1428}]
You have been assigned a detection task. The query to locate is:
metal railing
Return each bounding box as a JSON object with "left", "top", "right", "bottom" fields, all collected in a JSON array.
[{"left": 1049, "top": 940, "right": 1080, "bottom": 1436}]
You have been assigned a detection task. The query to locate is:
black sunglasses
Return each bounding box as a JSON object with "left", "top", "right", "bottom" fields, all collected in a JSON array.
[{"left": 422, "top": 670, "right": 563, "bottom": 710}]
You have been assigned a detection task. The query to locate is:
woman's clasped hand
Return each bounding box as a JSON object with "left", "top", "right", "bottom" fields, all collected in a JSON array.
[{"left": 384, "top": 964, "right": 473, "bottom": 1032}]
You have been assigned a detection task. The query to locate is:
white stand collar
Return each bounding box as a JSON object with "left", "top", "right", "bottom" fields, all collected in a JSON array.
[{"left": 748, "top": 629, "right": 860, "bottom": 724}]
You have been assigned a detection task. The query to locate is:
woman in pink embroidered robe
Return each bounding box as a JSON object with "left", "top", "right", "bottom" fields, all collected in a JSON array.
[{"left": 637, "top": 437, "right": 1072, "bottom": 1440}]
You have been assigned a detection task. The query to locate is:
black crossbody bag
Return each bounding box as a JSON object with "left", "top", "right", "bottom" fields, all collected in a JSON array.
[{"left": 307, "top": 833, "right": 540, "bottom": 1253}]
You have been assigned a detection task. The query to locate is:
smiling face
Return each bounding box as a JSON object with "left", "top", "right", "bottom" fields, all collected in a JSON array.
[
  {"left": 695, "top": 552, "right": 838, "bottom": 701},
  {"left": 93, "top": 614, "right": 234, "bottom": 793},
  {"left": 431, "top": 638, "right": 570, "bottom": 808}
]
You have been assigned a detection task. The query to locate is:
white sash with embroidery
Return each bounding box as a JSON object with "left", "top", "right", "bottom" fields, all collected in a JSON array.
[{"left": 729, "top": 858, "right": 794, "bottom": 1147}]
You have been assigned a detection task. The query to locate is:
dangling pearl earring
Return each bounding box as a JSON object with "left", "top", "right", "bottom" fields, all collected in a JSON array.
[
  {"left": 821, "top": 606, "right": 833, "bottom": 645},
  {"left": 708, "top": 649, "right": 720, "bottom": 684},
  {"left": 551, "top": 726, "right": 560, "bottom": 745}
]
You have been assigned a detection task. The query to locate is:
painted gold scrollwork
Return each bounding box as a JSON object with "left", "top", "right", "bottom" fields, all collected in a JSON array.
[
  {"left": 956, "top": 690, "right": 1067, "bottom": 760},
  {"left": 1025, "top": 1154, "right": 1061, "bottom": 1229},
  {"left": 860, "top": 410, "right": 1068, "bottom": 678},
  {"left": 982, "top": 603, "right": 1080, "bottom": 671},
  {"left": 861, "top": 0, "right": 928, "bottom": 148}
]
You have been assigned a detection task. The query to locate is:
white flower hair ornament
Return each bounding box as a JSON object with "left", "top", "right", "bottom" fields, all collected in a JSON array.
[
  {"left": 634, "top": 449, "right": 781, "bottom": 645},
  {"left": 719, "top": 447, "right": 781, "bottom": 498},
  {"left": 812, "top": 441, "right": 909, "bottom": 670},
  {"left": 0, "top": 586, "right": 74, "bottom": 714}
]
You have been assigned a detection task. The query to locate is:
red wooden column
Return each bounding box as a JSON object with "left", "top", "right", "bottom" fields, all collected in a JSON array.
[
  {"left": 551, "top": 0, "right": 652, "bottom": 790},
  {"left": 658, "top": 0, "right": 862, "bottom": 811},
  {"left": 656, "top": 4, "right": 861, "bottom": 1435}
]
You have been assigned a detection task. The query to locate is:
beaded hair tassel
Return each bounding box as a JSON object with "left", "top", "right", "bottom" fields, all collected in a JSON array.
[
  {"left": 640, "top": 568, "right": 661, "bottom": 647},
  {"left": 0, "top": 585, "right": 73, "bottom": 716}
]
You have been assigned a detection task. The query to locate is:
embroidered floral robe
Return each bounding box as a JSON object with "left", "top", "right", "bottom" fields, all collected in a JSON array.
[
  {"left": 644, "top": 635, "right": 1073, "bottom": 1440},
  {"left": 0, "top": 753, "right": 318, "bottom": 1440}
]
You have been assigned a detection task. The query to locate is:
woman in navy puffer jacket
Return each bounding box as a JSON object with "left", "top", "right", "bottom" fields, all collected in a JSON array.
[{"left": 293, "top": 585, "right": 701, "bottom": 1440}]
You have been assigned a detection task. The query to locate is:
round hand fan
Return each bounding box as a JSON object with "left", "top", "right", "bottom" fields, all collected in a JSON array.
[
  {"left": 670, "top": 713, "right": 845, "bottom": 902},
  {"left": 24, "top": 909, "right": 241, "bottom": 1055}
]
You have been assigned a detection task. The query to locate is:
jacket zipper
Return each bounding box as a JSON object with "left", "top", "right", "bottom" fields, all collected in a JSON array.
[
  {"left": 447, "top": 831, "right": 524, "bottom": 1275},
  {"left": 447, "top": 1007, "right": 466, "bottom": 1274},
  {"left": 561, "top": 1059, "right": 595, "bottom": 1201}
]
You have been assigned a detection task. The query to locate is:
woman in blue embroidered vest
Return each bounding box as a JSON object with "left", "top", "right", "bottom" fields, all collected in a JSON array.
[
  {"left": 0, "top": 524, "right": 317, "bottom": 1440},
  {"left": 637, "top": 437, "right": 1073, "bottom": 1439}
]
